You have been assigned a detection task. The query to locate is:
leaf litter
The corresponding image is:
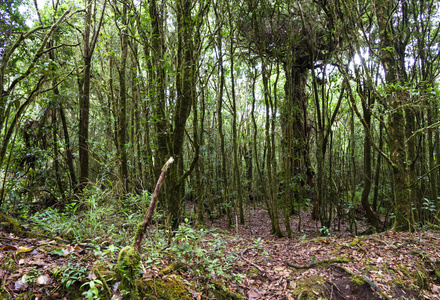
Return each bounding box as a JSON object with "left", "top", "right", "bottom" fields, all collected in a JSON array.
[{"left": 1, "top": 208, "right": 440, "bottom": 299}]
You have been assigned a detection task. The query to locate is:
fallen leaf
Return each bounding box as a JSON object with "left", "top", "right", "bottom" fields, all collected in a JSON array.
[
  {"left": 37, "top": 274, "right": 52, "bottom": 285},
  {"left": 14, "top": 276, "right": 28, "bottom": 291},
  {"left": 290, "top": 281, "right": 296, "bottom": 289},
  {"left": 248, "top": 289, "right": 261, "bottom": 299},
  {"left": 16, "top": 246, "right": 33, "bottom": 254},
  {"left": 3, "top": 244, "right": 17, "bottom": 251},
  {"left": 30, "top": 259, "right": 47, "bottom": 266}
]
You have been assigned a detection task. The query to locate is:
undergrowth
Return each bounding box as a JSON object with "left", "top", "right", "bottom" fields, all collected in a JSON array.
[
  {"left": 26, "top": 186, "right": 149, "bottom": 245},
  {"left": 25, "top": 186, "right": 238, "bottom": 295},
  {"left": 142, "top": 219, "right": 237, "bottom": 278}
]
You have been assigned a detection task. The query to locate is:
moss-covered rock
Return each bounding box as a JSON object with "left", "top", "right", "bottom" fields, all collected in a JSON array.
[
  {"left": 138, "top": 277, "right": 191, "bottom": 300},
  {"left": 292, "top": 275, "right": 326, "bottom": 300},
  {"left": 116, "top": 246, "right": 141, "bottom": 300}
]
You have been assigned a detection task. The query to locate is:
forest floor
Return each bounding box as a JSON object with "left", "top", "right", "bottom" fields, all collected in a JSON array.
[{"left": 1, "top": 206, "right": 440, "bottom": 299}]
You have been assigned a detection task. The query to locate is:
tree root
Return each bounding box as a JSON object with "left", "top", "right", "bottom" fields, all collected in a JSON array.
[
  {"left": 285, "top": 254, "right": 351, "bottom": 269},
  {"left": 332, "top": 265, "right": 391, "bottom": 300}
]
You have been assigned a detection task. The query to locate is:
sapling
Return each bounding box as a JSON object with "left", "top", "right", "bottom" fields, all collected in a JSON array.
[{"left": 115, "top": 157, "right": 174, "bottom": 299}]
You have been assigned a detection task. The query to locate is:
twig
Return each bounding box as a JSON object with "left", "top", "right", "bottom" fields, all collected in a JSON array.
[{"left": 239, "top": 248, "right": 266, "bottom": 276}]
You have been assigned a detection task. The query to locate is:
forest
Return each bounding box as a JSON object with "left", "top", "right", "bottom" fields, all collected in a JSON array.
[{"left": 1, "top": 0, "right": 440, "bottom": 298}]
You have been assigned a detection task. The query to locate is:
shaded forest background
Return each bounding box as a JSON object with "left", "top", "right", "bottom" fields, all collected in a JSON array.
[{"left": 1, "top": 0, "right": 440, "bottom": 238}]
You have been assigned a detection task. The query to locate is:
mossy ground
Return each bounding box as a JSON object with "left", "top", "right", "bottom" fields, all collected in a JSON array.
[
  {"left": 211, "top": 280, "right": 244, "bottom": 300},
  {"left": 139, "top": 277, "right": 191, "bottom": 300},
  {"left": 292, "top": 275, "right": 327, "bottom": 300}
]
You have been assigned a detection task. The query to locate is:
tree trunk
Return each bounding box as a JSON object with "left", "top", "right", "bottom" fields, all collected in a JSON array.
[
  {"left": 228, "top": 11, "right": 244, "bottom": 225},
  {"left": 79, "top": 0, "right": 105, "bottom": 188},
  {"left": 79, "top": 2, "right": 92, "bottom": 187},
  {"left": 216, "top": 18, "right": 230, "bottom": 227},
  {"left": 375, "top": 0, "right": 413, "bottom": 231},
  {"left": 360, "top": 90, "right": 380, "bottom": 228},
  {"left": 117, "top": 2, "right": 129, "bottom": 194},
  {"left": 262, "top": 61, "right": 283, "bottom": 237}
]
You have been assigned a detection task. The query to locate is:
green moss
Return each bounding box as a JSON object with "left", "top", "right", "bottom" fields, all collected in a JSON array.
[
  {"left": 212, "top": 280, "right": 244, "bottom": 300},
  {"left": 292, "top": 275, "right": 327, "bottom": 300},
  {"left": 351, "top": 274, "right": 367, "bottom": 288},
  {"left": 116, "top": 246, "right": 141, "bottom": 300},
  {"left": 0, "top": 211, "right": 21, "bottom": 234},
  {"left": 14, "top": 293, "right": 34, "bottom": 300},
  {"left": 2, "top": 255, "right": 18, "bottom": 272},
  {"left": 411, "top": 261, "right": 430, "bottom": 289},
  {"left": 316, "top": 254, "right": 351, "bottom": 268},
  {"left": 397, "top": 264, "right": 411, "bottom": 278},
  {"left": 0, "top": 287, "right": 11, "bottom": 300},
  {"left": 138, "top": 277, "right": 191, "bottom": 300},
  {"left": 133, "top": 223, "right": 143, "bottom": 248},
  {"left": 248, "top": 268, "right": 262, "bottom": 277},
  {"left": 160, "top": 262, "right": 186, "bottom": 275},
  {"left": 349, "top": 238, "right": 364, "bottom": 247},
  {"left": 329, "top": 247, "right": 341, "bottom": 255}
]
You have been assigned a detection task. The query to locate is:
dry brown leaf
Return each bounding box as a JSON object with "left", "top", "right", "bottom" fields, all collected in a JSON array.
[
  {"left": 248, "top": 289, "right": 261, "bottom": 299},
  {"left": 36, "top": 274, "right": 52, "bottom": 285}
]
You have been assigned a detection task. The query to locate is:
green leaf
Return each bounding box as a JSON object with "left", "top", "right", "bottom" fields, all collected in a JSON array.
[{"left": 51, "top": 248, "right": 64, "bottom": 256}]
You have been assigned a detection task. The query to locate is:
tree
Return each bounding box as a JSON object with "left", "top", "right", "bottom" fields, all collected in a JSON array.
[{"left": 78, "top": 0, "right": 105, "bottom": 188}]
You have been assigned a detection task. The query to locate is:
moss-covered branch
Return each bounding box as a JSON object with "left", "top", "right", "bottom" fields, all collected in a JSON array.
[
  {"left": 134, "top": 157, "right": 174, "bottom": 252},
  {"left": 285, "top": 254, "right": 351, "bottom": 269}
]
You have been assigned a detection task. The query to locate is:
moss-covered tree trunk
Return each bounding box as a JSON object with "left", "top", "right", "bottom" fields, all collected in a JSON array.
[
  {"left": 118, "top": 157, "right": 174, "bottom": 299},
  {"left": 117, "top": 2, "right": 129, "bottom": 194},
  {"left": 148, "top": 0, "right": 168, "bottom": 181},
  {"left": 78, "top": 1, "right": 92, "bottom": 188},
  {"left": 375, "top": 0, "right": 413, "bottom": 231},
  {"left": 165, "top": 0, "right": 195, "bottom": 229}
]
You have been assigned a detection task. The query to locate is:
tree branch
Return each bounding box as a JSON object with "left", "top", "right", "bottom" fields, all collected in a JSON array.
[{"left": 134, "top": 157, "right": 174, "bottom": 252}]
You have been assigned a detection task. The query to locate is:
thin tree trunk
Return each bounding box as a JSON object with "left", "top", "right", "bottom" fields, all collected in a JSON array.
[
  {"left": 361, "top": 90, "right": 380, "bottom": 228},
  {"left": 79, "top": 0, "right": 105, "bottom": 188},
  {"left": 117, "top": 2, "right": 129, "bottom": 194},
  {"left": 216, "top": 19, "right": 231, "bottom": 227},
  {"left": 228, "top": 11, "right": 244, "bottom": 224},
  {"left": 262, "top": 61, "right": 283, "bottom": 237}
]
